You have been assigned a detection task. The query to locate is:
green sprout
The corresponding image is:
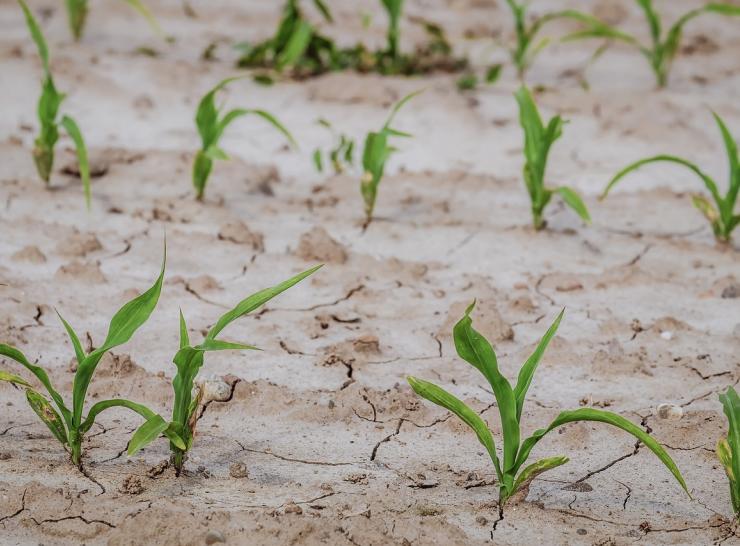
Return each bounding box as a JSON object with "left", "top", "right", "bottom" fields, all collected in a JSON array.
[
  {"left": 718, "top": 387, "right": 739, "bottom": 518},
  {"left": 381, "top": 0, "right": 402, "bottom": 62},
  {"left": 515, "top": 86, "right": 590, "bottom": 231},
  {"left": 193, "top": 77, "right": 296, "bottom": 201},
  {"left": 0, "top": 246, "right": 183, "bottom": 468},
  {"left": 564, "top": 1, "right": 740, "bottom": 88},
  {"left": 312, "top": 118, "right": 355, "bottom": 175},
  {"left": 504, "top": 0, "right": 620, "bottom": 78},
  {"left": 236, "top": 0, "right": 339, "bottom": 79},
  {"left": 19, "top": 0, "right": 92, "bottom": 209},
  {"left": 166, "top": 265, "right": 322, "bottom": 475},
  {"left": 65, "top": 0, "right": 164, "bottom": 41},
  {"left": 360, "top": 90, "right": 420, "bottom": 229},
  {"left": 601, "top": 111, "right": 738, "bottom": 243},
  {"left": 407, "top": 303, "right": 689, "bottom": 512}
]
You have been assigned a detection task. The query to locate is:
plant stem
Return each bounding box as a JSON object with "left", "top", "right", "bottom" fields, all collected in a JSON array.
[
  {"left": 70, "top": 436, "right": 82, "bottom": 468},
  {"left": 171, "top": 448, "right": 185, "bottom": 476}
]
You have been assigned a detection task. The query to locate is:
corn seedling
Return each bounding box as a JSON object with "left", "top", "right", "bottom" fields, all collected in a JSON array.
[
  {"left": 601, "top": 112, "right": 738, "bottom": 242},
  {"left": 456, "top": 64, "right": 502, "bottom": 92},
  {"left": 0, "top": 247, "right": 184, "bottom": 468},
  {"left": 564, "top": 1, "right": 740, "bottom": 88},
  {"left": 515, "top": 86, "right": 590, "bottom": 230},
  {"left": 407, "top": 303, "right": 689, "bottom": 512},
  {"left": 193, "top": 77, "right": 296, "bottom": 200},
  {"left": 504, "top": 0, "right": 621, "bottom": 78},
  {"left": 312, "top": 119, "right": 355, "bottom": 174},
  {"left": 20, "top": 0, "right": 92, "bottom": 209},
  {"left": 165, "top": 265, "right": 322, "bottom": 475},
  {"left": 237, "top": 0, "right": 464, "bottom": 78},
  {"left": 65, "top": 0, "right": 163, "bottom": 41},
  {"left": 360, "top": 90, "right": 420, "bottom": 228},
  {"left": 236, "top": 0, "right": 340, "bottom": 79},
  {"left": 718, "top": 387, "right": 740, "bottom": 518}
]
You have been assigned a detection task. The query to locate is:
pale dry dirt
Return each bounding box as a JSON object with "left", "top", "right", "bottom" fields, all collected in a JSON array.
[{"left": 1, "top": 0, "right": 739, "bottom": 544}]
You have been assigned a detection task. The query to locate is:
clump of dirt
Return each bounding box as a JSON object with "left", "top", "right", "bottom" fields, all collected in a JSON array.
[{"left": 295, "top": 226, "right": 348, "bottom": 264}]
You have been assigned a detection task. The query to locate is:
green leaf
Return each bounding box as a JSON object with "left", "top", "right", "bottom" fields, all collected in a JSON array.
[
  {"left": 691, "top": 195, "right": 719, "bottom": 225},
  {"left": 276, "top": 20, "right": 313, "bottom": 70},
  {"left": 706, "top": 3, "right": 740, "bottom": 16},
  {"left": 245, "top": 110, "right": 297, "bottom": 148},
  {"left": 72, "top": 245, "right": 166, "bottom": 425},
  {"left": 719, "top": 387, "right": 740, "bottom": 513},
  {"left": 313, "top": 149, "right": 324, "bottom": 172},
  {"left": 207, "top": 265, "right": 322, "bottom": 340},
  {"left": 179, "top": 309, "right": 189, "bottom": 349},
  {"left": 555, "top": 187, "right": 591, "bottom": 223},
  {"left": 59, "top": 115, "right": 91, "bottom": 209},
  {"left": 602, "top": 155, "right": 722, "bottom": 207},
  {"left": 26, "top": 389, "right": 68, "bottom": 445},
  {"left": 56, "top": 310, "right": 85, "bottom": 366},
  {"left": 383, "top": 90, "right": 423, "bottom": 131},
  {"left": 18, "top": 0, "right": 50, "bottom": 74},
  {"left": 79, "top": 397, "right": 156, "bottom": 433},
  {"left": 128, "top": 414, "right": 169, "bottom": 456},
  {"left": 313, "top": 0, "right": 333, "bottom": 22},
  {"left": 0, "top": 344, "right": 71, "bottom": 426},
  {"left": 196, "top": 339, "right": 260, "bottom": 352},
  {"left": 514, "top": 408, "right": 689, "bottom": 495},
  {"left": 513, "top": 309, "right": 563, "bottom": 420},
  {"left": 123, "top": 0, "right": 165, "bottom": 38},
  {"left": 453, "top": 302, "right": 519, "bottom": 480},
  {"left": 0, "top": 370, "right": 31, "bottom": 388},
  {"left": 485, "top": 64, "right": 502, "bottom": 84},
  {"left": 509, "top": 455, "right": 569, "bottom": 502},
  {"left": 407, "top": 376, "right": 502, "bottom": 481}
]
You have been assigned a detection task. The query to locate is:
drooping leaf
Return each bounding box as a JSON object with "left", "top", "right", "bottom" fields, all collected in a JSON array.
[
  {"left": 26, "top": 389, "right": 68, "bottom": 445},
  {"left": 555, "top": 187, "right": 590, "bottom": 223},
  {"left": 509, "top": 455, "right": 569, "bottom": 503},
  {"left": 18, "top": 0, "right": 50, "bottom": 74},
  {"left": 514, "top": 408, "right": 689, "bottom": 495},
  {"left": 408, "top": 376, "right": 502, "bottom": 481},
  {"left": 128, "top": 414, "right": 169, "bottom": 456},
  {"left": 0, "top": 344, "right": 71, "bottom": 426},
  {"left": 0, "top": 370, "right": 31, "bottom": 388}
]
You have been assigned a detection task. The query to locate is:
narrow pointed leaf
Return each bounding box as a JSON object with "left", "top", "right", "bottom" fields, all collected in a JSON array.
[
  {"left": 408, "top": 376, "right": 502, "bottom": 481},
  {"left": 128, "top": 414, "right": 169, "bottom": 456},
  {"left": 59, "top": 115, "right": 91, "bottom": 209},
  {"left": 0, "top": 370, "right": 31, "bottom": 388},
  {"left": 56, "top": 310, "right": 85, "bottom": 365},
  {"left": 555, "top": 187, "right": 590, "bottom": 223}
]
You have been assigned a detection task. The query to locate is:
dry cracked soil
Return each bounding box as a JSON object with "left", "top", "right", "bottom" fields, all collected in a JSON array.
[{"left": 1, "top": 0, "right": 739, "bottom": 545}]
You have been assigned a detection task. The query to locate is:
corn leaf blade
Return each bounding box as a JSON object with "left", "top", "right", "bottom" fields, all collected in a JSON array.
[{"left": 26, "top": 389, "right": 68, "bottom": 445}]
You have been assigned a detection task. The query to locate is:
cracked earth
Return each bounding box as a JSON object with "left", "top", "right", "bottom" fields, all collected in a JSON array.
[{"left": 1, "top": 0, "right": 739, "bottom": 544}]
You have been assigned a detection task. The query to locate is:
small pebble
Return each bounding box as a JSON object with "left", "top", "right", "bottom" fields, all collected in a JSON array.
[
  {"left": 656, "top": 403, "right": 683, "bottom": 421},
  {"left": 284, "top": 501, "right": 303, "bottom": 515},
  {"left": 229, "top": 462, "right": 248, "bottom": 479},
  {"left": 659, "top": 331, "right": 673, "bottom": 340}
]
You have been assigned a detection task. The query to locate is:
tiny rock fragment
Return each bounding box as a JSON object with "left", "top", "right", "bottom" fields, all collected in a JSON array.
[
  {"left": 188, "top": 275, "right": 221, "bottom": 293},
  {"left": 56, "top": 232, "right": 103, "bottom": 257},
  {"left": 55, "top": 261, "right": 106, "bottom": 283},
  {"left": 555, "top": 278, "right": 583, "bottom": 292},
  {"left": 353, "top": 335, "right": 380, "bottom": 354},
  {"left": 229, "top": 462, "right": 249, "bottom": 479},
  {"left": 656, "top": 404, "right": 682, "bottom": 421},
  {"left": 204, "top": 530, "right": 226, "bottom": 545},
  {"left": 199, "top": 376, "right": 233, "bottom": 403},
  {"left": 659, "top": 331, "right": 673, "bottom": 341},
  {"left": 120, "top": 475, "right": 144, "bottom": 495},
  {"left": 475, "top": 515, "right": 487, "bottom": 526},
  {"left": 218, "top": 221, "right": 265, "bottom": 252},
  {"left": 284, "top": 501, "right": 303, "bottom": 515},
  {"left": 295, "top": 226, "right": 348, "bottom": 264},
  {"left": 721, "top": 284, "right": 740, "bottom": 299},
  {"left": 11, "top": 245, "right": 46, "bottom": 263}
]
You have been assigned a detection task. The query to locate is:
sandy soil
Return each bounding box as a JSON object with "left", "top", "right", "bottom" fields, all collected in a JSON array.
[{"left": 1, "top": 0, "right": 739, "bottom": 544}]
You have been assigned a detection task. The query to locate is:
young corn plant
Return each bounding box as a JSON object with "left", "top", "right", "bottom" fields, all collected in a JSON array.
[
  {"left": 601, "top": 112, "right": 738, "bottom": 243},
  {"left": 515, "top": 86, "right": 590, "bottom": 230},
  {"left": 193, "top": 77, "right": 296, "bottom": 200},
  {"left": 360, "top": 90, "right": 420, "bottom": 229},
  {"left": 565, "top": 1, "right": 740, "bottom": 88},
  {"left": 20, "top": 0, "right": 92, "bottom": 209},
  {"left": 236, "top": 0, "right": 340, "bottom": 79},
  {"left": 407, "top": 303, "right": 689, "bottom": 513},
  {"left": 65, "top": 0, "right": 163, "bottom": 41},
  {"left": 504, "top": 0, "right": 622, "bottom": 78},
  {"left": 0, "top": 248, "right": 184, "bottom": 468},
  {"left": 312, "top": 119, "right": 355, "bottom": 175},
  {"left": 718, "top": 387, "right": 740, "bottom": 519},
  {"left": 164, "top": 265, "right": 322, "bottom": 475}
]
